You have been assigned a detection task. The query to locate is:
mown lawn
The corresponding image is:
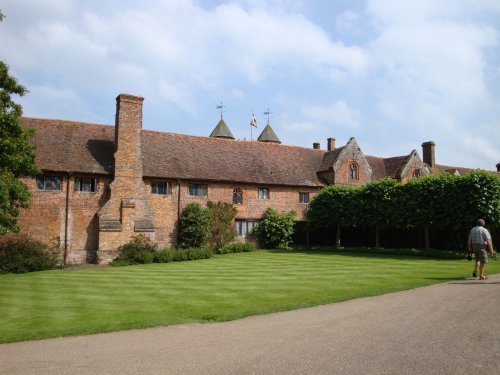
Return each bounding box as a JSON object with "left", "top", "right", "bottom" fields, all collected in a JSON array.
[{"left": 1, "top": 250, "right": 498, "bottom": 343}]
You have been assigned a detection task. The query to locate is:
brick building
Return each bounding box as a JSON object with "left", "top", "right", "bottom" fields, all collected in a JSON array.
[{"left": 17, "top": 94, "right": 494, "bottom": 263}]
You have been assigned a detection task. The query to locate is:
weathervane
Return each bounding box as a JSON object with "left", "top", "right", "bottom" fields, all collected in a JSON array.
[
  {"left": 216, "top": 102, "right": 225, "bottom": 120},
  {"left": 264, "top": 108, "right": 272, "bottom": 125}
]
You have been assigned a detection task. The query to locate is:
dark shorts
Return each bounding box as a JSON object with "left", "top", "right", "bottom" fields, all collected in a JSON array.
[{"left": 472, "top": 244, "right": 488, "bottom": 263}]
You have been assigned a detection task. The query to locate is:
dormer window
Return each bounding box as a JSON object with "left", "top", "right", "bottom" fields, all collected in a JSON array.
[{"left": 349, "top": 162, "right": 359, "bottom": 180}]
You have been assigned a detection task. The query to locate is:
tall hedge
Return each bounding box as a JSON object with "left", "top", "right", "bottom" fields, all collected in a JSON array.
[{"left": 307, "top": 171, "right": 500, "bottom": 247}]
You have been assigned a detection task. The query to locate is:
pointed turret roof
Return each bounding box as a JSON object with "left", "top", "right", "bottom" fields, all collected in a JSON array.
[
  {"left": 209, "top": 119, "right": 234, "bottom": 139},
  {"left": 257, "top": 124, "right": 281, "bottom": 144}
]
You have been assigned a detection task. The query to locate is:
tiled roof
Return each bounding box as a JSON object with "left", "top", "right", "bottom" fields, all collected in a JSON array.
[
  {"left": 383, "top": 155, "right": 410, "bottom": 179},
  {"left": 365, "top": 156, "right": 387, "bottom": 180},
  {"left": 22, "top": 118, "right": 325, "bottom": 187},
  {"left": 21, "top": 118, "right": 114, "bottom": 174},
  {"left": 142, "top": 131, "right": 323, "bottom": 186},
  {"left": 209, "top": 119, "right": 234, "bottom": 139},
  {"left": 433, "top": 164, "right": 475, "bottom": 176},
  {"left": 317, "top": 147, "right": 345, "bottom": 172}
]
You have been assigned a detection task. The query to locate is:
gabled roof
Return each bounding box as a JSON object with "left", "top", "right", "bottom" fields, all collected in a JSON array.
[
  {"left": 209, "top": 119, "right": 234, "bottom": 139},
  {"left": 22, "top": 118, "right": 325, "bottom": 187},
  {"left": 257, "top": 124, "right": 281, "bottom": 144},
  {"left": 317, "top": 146, "right": 345, "bottom": 172}
]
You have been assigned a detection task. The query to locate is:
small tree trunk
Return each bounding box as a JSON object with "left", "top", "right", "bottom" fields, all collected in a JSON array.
[
  {"left": 424, "top": 224, "right": 430, "bottom": 249},
  {"left": 336, "top": 224, "right": 341, "bottom": 247},
  {"left": 375, "top": 225, "right": 380, "bottom": 248}
]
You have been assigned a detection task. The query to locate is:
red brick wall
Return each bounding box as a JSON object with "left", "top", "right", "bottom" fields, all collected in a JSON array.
[
  {"left": 145, "top": 179, "right": 319, "bottom": 248},
  {"left": 18, "top": 175, "right": 109, "bottom": 263}
]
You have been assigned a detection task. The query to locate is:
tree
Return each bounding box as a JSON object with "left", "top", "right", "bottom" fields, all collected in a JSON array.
[
  {"left": 253, "top": 207, "right": 296, "bottom": 249},
  {"left": 178, "top": 203, "right": 211, "bottom": 248},
  {"left": 0, "top": 45, "right": 39, "bottom": 234},
  {"left": 358, "top": 179, "right": 398, "bottom": 247},
  {"left": 307, "top": 185, "right": 361, "bottom": 246},
  {"left": 207, "top": 201, "right": 237, "bottom": 249}
]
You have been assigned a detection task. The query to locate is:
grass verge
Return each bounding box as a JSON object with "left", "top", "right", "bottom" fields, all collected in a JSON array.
[{"left": 1, "top": 250, "right": 498, "bottom": 343}]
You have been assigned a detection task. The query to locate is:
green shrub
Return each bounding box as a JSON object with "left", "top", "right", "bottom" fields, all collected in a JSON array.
[
  {"left": 0, "top": 234, "right": 60, "bottom": 273},
  {"left": 155, "top": 249, "right": 174, "bottom": 263},
  {"left": 253, "top": 208, "right": 296, "bottom": 249},
  {"left": 109, "top": 259, "right": 136, "bottom": 267},
  {"left": 111, "top": 234, "right": 158, "bottom": 265},
  {"left": 215, "top": 242, "right": 257, "bottom": 254},
  {"left": 178, "top": 203, "right": 211, "bottom": 248},
  {"left": 207, "top": 201, "right": 237, "bottom": 249}
]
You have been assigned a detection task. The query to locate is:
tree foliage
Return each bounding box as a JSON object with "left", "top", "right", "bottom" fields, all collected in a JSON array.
[
  {"left": 307, "top": 185, "right": 360, "bottom": 230},
  {"left": 207, "top": 201, "right": 237, "bottom": 249},
  {"left": 253, "top": 207, "right": 296, "bottom": 249},
  {"left": 0, "top": 57, "right": 39, "bottom": 234}
]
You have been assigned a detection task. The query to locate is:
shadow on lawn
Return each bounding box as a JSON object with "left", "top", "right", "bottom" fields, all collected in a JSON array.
[{"left": 269, "top": 248, "right": 465, "bottom": 261}]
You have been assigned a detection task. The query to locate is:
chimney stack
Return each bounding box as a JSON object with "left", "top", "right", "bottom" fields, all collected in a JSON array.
[
  {"left": 496, "top": 163, "right": 500, "bottom": 172},
  {"left": 327, "top": 138, "right": 336, "bottom": 151},
  {"left": 313, "top": 142, "right": 320, "bottom": 150},
  {"left": 98, "top": 94, "right": 155, "bottom": 262},
  {"left": 422, "top": 141, "right": 435, "bottom": 168}
]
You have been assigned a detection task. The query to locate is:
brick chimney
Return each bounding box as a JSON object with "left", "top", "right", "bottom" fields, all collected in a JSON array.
[
  {"left": 98, "top": 94, "right": 155, "bottom": 262},
  {"left": 497, "top": 163, "right": 500, "bottom": 172},
  {"left": 422, "top": 141, "right": 435, "bottom": 168},
  {"left": 313, "top": 142, "right": 320, "bottom": 149},
  {"left": 327, "top": 138, "right": 336, "bottom": 151}
]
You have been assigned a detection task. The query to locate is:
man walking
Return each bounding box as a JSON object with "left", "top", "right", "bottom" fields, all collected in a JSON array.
[{"left": 468, "top": 219, "right": 495, "bottom": 280}]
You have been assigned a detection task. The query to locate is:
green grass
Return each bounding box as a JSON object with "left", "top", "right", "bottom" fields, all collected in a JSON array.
[{"left": 1, "top": 250, "right": 499, "bottom": 343}]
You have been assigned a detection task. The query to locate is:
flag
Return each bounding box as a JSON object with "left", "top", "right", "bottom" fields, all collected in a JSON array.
[{"left": 250, "top": 114, "right": 257, "bottom": 127}]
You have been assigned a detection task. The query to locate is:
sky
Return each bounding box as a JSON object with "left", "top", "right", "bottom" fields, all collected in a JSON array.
[{"left": 1, "top": 0, "right": 499, "bottom": 170}]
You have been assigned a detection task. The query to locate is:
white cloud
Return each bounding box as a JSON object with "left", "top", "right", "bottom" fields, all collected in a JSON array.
[
  {"left": 302, "top": 101, "right": 361, "bottom": 129},
  {"left": 336, "top": 11, "right": 360, "bottom": 35},
  {"left": 282, "top": 121, "right": 314, "bottom": 133},
  {"left": 1, "top": 0, "right": 499, "bottom": 170},
  {"left": 363, "top": 0, "right": 500, "bottom": 168}
]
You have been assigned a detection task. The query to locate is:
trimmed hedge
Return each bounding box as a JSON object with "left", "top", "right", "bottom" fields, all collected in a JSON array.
[
  {"left": 110, "top": 235, "right": 261, "bottom": 267},
  {"left": 214, "top": 242, "right": 256, "bottom": 254},
  {"left": 0, "top": 234, "right": 61, "bottom": 273}
]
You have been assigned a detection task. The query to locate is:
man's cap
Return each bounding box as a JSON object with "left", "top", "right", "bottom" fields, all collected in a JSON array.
[{"left": 477, "top": 219, "right": 485, "bottom": 226}]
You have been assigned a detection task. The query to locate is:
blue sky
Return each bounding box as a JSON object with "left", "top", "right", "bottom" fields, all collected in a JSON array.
[{"left": 1, "top": 0, "right": 499, "bottom": 170}]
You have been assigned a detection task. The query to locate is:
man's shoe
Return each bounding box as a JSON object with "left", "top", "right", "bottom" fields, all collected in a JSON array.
[
  {"left": 480, "top": 275, "right": 488, "bottom": 280},
  {"left": 472, "top": 271, "right": 477, "bottom": 278}
]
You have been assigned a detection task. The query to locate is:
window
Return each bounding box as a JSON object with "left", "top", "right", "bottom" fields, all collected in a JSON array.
[
  {"left": 233, "top": 188, "right": 243, "bottom": 204},
  {"left": 75, "top": 178, "right": 97, "bottom": 192},
  {"left": 188, "top": 183, "right": 207, "bottom": 197},
  {"left": 236, "top": 220, "right": 259, "bottom": 237},
  {"left": 151, "top": 181, "right": 170, "bottom": 195},
  {"left": 258, "top": 187, "right": 270, "bottom": 200},
  {"left": 36, "top": 176, "right": 62, "bottom": 191},
  {"left": 349, "top": 162, "right": 359, "bottom": 180},
  {"left": 412, "top": 169, "right": 421, "bottom": 178},
  {"left": 299, "top": 192, "right": 310, "bottom": 204}
]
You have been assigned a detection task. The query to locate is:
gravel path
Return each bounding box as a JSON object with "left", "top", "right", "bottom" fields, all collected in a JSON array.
[{"left": 1, "top": 275, "right": 499, "bottom": 375}]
